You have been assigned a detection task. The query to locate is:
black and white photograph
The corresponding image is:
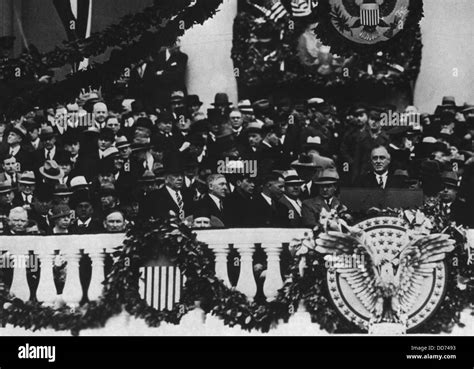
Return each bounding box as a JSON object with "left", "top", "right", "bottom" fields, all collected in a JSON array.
[{"left": 0, "top": 0, "right": 473, "bottom": 367}]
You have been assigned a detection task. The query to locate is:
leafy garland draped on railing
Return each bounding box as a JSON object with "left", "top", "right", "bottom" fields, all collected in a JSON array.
[{"left": 1, "top": 207, "right": 472, "bottom": 335}]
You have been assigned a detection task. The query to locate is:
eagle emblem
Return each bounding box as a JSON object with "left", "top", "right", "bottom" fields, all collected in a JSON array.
[
  {"left": 329, "top": 0, "right": 412, "bottom": 44},
  {"left": 316, "top": 217, "right": 454, "bottom": 330}
]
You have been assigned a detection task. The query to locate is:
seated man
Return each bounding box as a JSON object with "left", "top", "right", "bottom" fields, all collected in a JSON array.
[
  {"left": 356, "top": 146, "right": 405, "bottom": 189},
  {"left": 277, "top": 170, "right": 304, "bottom": 228},
  {"left": 248, "top": 173, "right": 285, "bottom": 227},
  {"left": 103, "top": 211, "right": 127, "bottom": 233},
  {"left": 302, "top": 169, "right": 348, "bottom": 228},
  {"left": 194, "top": 174, "right": 228, "bottom": 225},
  {"left": 5, "top": 207, "right": 29, "bottom": 235}
]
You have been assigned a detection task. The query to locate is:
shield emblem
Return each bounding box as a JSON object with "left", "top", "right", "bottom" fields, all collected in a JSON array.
[{"left": 139, "top": 266, "right": 186, "bottom": 310}]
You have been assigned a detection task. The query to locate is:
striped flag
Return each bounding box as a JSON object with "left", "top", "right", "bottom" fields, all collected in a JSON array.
[
  {"left": 139, "top": 266, "right": 186, "bottom": 311},
  {"left": 267, "top": 0, "right": 288, "bottom": 21},
  {"left": 360, "top": 4, "right": 380, "bottom": 26}
]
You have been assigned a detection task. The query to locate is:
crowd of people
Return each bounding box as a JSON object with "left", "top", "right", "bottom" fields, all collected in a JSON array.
[{"left": 0, "top": 87, "right": 473, "bottom": 235}]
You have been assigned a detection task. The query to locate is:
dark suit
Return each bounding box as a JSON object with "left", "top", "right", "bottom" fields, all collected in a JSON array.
[
  {"left": 195, "top": 194, "right": 227, "bottom": 225},
  {"left": 302, "top": 196, "right": 343, "bottom": 228},
  {"left": 145, "top": 49, "right": 188, "bottom": 107},
  {"left": 140, "top": 186, "right": 193, "bottom": 220},
  {"left": 69, "top": 218, "right": 104, "bottom": 234},
  {"left": 32, "top": 146, "right": 61, "bottom": 168},
  {"left": 248, "top": 194, "right": 279, "bottom": 227},
  {"left": 356, "top": 172, "right": 405, "bottom": 189},
  {"left": 224, "top": 189, "right": 252, "bottom": 227},
  {"left": 277, "top": 195, "right": 303, "bottom": 228},
  {"left": 1, "top": 146, "right": 34, "bottom": 171}
]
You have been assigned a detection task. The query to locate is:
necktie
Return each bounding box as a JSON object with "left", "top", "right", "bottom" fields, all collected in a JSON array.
[
  {"left": 176, "top": 191, "right": 185, "bottom": 220},
  {"left": 46, "top": 150, "right": 52, "bottom": 160},
  {"left": 378, "top": 176, "right": 384, "bottom": 188}
]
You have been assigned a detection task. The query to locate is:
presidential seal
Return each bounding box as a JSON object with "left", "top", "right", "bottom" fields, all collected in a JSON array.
[{"left": 316, "top": 216, "right": 455, "bottom": 333}]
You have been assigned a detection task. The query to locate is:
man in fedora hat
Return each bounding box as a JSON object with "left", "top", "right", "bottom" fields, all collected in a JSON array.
[
  {"left": 291, "top": 153, "right": 320, "bottom": 200},
  {"left": 13, "top": 171, "right": 36, "bottom": 209},
  {"left": 437, "top": 171, "right": 467, "bottom": 224},
  {"left": 33, "top": 126, "right": 59, "bottom": 167},
  {"left": 302, "top": 168, "right": 347, "bottom": 228},
  {"left": 212, "top": 93, "right": 233, "bottom": 118},
  {"left": 186, "top": 95, "right": 203, "bottom": 116},
  {"left": 276, "top": 170, "right": 305, "bottom": 227},
  {"left": 0, "top": 181, "right": 15, "bottom": 218},
  {"left": 69, "top": 190, "right": 103, "bottom": 234},
  {"left": 29, "top": 182, "right": 53, "bottom": 229}
]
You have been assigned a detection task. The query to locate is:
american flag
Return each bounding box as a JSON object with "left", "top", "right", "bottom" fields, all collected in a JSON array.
[
  {"left": 139, "top": 266, "right": 186, "bottom": 310},
  {"left": 291, "top": 0, "right": 316, "bottom": 17},
  {"left": 267, "top": 0, "right": 289, "bottom": 21}
]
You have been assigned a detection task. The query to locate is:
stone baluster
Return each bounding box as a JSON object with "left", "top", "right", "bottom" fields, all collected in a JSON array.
[
  {"left": 235, "top": 244, "right": 257, "bottom": 300},
  {"left": 88, "top": 249, "right": 105, "bottom": 301},
  {"left": 262, "top": 243, "right": 283, "bottom": 301},
  {"left": 62, "top": 249, "right": 83, "bottom": 306},
  {"left": 36, "top": 252, "right": 57, "bottom": 305},
  {"left": 208, "top": 245, "right": 231, "bottom": 287},
  {"left": 8, "top": 252, "right": 30, "bottom": 301}
]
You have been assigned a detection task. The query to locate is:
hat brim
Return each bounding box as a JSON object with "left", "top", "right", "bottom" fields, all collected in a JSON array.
[
  {"left": 54, "top": 191, "right": 73, "bottom": 196},
  {"left": 285, "top": 180, "right": 305, "bottom": 185},
  {"left": 291, "top": 161, "right": 317, "bottom": 168},
  {"left": 0, "top": 188, "right": 13, "bottom": 194},
  {"left": 211, "top": 102, "right": 232, "bottom": 106},
  {"left": 50, "top": 211, "right": 72, "bottom": 220},
  {"left": 314, "top": 180, "right": 338, "bottom": 185},
  {"left": 39, "top": 167, "right": 64, "bottom": 180}
]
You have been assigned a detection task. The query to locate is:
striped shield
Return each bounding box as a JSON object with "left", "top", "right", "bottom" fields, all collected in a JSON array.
[
  {"left": 139, "top": 266, "right": 186, "bottom": 311},
  {"left": 360, "top": 3, "right": 380, "bottom": 27}
]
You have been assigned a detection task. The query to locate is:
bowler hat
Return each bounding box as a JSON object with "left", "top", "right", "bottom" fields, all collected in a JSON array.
[
  {"left": 116, "top": 136, "right": 131, "bottom": 150},
  {"left": 211, "top": 93, "right": 232, "bottom": 107},
  {"left": 10, "top": 125, "right": 27, "bottom": 141},
  {"left": 187, "top": 95, "right": 203, "bottom": 106},
  {"left": 303, "top": 136, "right": 322, "bottom": 151}
]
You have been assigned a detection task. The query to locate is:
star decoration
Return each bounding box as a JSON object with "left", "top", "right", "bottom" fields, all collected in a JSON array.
[
  {"left": 387, "top": 240, "right": 394, "bottom": 246},
  {"left": 382, "top": 219, "right": 389, "bottom": 224},
  {"left": 391, "top": 249, "right": 398, "bottom": 255},
  {"left": 343, "top": 309, "right": 350, "bottom": 315},
  {"left": 383, "top": 248, "right": 389, "bottom": 253},
  {"left": 374, "top": 219, "right": 381, "bottom": 225},
  {"left": 387, "top": 231, "right": 394, "bottom": 237},
  {"left": 396, "top": 242, "right": 403, "bottom": 248},
  {"left": 378, "top": 231, "right": 385, "bottom": 236},
  {"left": 330, "top": 287, "right": 337, "bottom": 292},
  {"left": 338, "top": 302, "right": 344, "bottom": 308}
]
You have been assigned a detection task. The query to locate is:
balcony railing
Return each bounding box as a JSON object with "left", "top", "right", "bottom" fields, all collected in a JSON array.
[{"left": 0, "top": 228, "right": 310, "bottom": 308}]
